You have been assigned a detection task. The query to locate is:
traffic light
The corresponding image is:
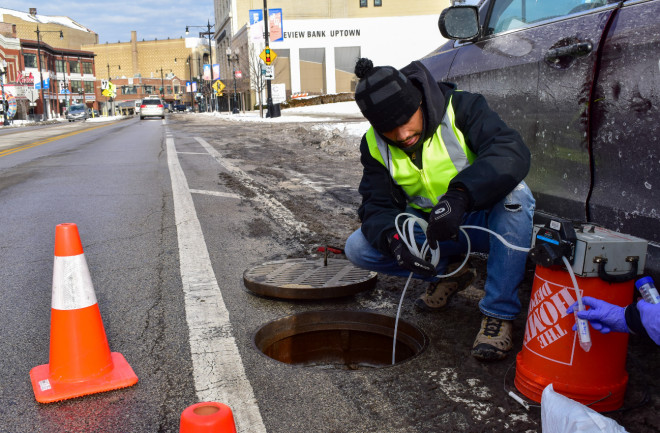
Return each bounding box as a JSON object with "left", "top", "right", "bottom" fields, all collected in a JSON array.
[{"left": 265, "top": 48, "right": 271, "bottom": 63}]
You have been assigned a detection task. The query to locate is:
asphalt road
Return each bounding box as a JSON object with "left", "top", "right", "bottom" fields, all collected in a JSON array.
[{"left": 0, "top": 114, "right": 657, "bottom": 432}]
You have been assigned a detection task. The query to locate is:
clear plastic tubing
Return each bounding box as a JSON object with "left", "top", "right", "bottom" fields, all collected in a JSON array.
[{"left": 635, "top": 276, "right": 660, "bottom": 304}]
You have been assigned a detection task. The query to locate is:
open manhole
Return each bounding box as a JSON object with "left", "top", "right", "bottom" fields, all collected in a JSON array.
[
  {"left": 254, "top": 310, "right": 427, "bottom": 369},
  {"left": 243, "top": 258, "right": 377, "bottom": 300}
]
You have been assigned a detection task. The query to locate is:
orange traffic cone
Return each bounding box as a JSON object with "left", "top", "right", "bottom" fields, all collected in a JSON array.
[
  {"left": 180, "top": 402, "right": 237, "bottom": 433},
  {"left": 30, "top": 223, "right": 138, "bottom": 403}
]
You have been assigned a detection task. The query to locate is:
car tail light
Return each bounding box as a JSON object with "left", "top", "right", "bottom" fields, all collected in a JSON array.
[
  {"left": 157, "top": 104, "right": 163, "bottom": 108},
  {"left": 140, "top": 105, "right": 146, "bottom": 108}
]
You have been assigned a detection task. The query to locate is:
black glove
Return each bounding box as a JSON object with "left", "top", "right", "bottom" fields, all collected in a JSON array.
[
  {"left": 389, "top": 233, "right": 437, "bottom": 278},
  {"left": 426, "top": 189, "right": 469, "bottom": 248}
]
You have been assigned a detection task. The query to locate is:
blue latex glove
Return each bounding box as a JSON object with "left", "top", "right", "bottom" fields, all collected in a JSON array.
[
  {"left": 566, "top": 296, "right": 628, "bottom": 334},
  {"left": 637, "top": 300, "right": 660, "bottom": 345}
]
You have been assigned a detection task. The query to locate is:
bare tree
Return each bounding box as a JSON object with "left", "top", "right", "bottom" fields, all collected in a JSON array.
[{"left": 247, "top": 43, "right": 267, "bottom": 117}]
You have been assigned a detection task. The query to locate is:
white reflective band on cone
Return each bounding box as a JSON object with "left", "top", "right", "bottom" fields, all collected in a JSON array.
[{"left": 52, "top": 254, "right": 97, "bottom": 310}]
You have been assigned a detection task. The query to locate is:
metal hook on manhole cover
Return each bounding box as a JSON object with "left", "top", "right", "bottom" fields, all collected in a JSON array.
[{"left": 243, "top": 258, "right": 377, "bottom": 300}]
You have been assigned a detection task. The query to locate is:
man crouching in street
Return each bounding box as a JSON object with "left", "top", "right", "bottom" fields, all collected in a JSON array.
[{"left": 345, "top": 58, "right": 535, "bottom": 361}]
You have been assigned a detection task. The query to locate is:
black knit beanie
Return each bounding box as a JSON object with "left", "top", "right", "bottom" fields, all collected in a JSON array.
[{"left": 354, "top": 58, "right": 422, "bottom": 132}]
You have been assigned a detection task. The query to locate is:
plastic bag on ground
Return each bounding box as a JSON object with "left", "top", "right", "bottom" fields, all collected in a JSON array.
[{"left": 541, "top": 384, "right": 627, "bottom": 433}]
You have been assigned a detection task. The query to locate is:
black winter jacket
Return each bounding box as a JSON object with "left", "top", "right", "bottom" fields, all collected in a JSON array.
[{"left": 357, "top": 61, "right": 531, "bottom": 254}]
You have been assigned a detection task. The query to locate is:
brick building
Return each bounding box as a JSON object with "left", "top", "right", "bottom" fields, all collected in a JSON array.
[
  {"left": 0, "top": 7, "right": 98, "bottom": 120},
  {"left": 19, "top": 38, "right": 97, "bottom": 119},
  {"left": 82, "top": 31, "right": 210, "bottom": 108},
  {"left": 0, "top": 7, "right": 97, "bottom": 49}
]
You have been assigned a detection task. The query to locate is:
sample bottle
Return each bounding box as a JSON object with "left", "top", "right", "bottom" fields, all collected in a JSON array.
[{"left": 635, "top": 276, "right": 660, "bottom": 304}]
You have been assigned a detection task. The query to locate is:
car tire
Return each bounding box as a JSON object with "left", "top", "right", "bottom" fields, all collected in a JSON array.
[
  {"left": 140, "top": 116, "right": 144, "bottom": 120},
  {"left": 161, "top": 116, "right": 165, "bottom": 119}
]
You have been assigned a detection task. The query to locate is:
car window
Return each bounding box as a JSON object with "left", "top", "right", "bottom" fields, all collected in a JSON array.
[
  {"left": 70, "top": 105, "right": 85, "bottom": 112},
  {"left": 142, "top": 100, "right": 162, "bottom": 105},
  {"left": 487, "top": 0, "right": 609, "bottom": 35}
]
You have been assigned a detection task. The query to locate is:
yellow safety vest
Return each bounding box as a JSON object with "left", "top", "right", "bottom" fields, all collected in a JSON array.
[{"left": 366, "top": 96, "right": 475, "bottom": 212}]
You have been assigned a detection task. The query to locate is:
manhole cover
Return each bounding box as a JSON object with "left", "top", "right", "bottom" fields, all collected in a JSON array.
[
  {"left": 243, "top": 258, "right": 377, "bottom": 300},
  {"left": 254, "top": 310, "right": 427, "bottom": 369}
]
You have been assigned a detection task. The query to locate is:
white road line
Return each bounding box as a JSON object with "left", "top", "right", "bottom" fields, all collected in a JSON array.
[
  {"left": 178, "top": 151, "right": 211, "bottom": 155},
  {"left": 166, "top": 137, "right": 267, "bottom": 433},
  {"left": 194, "top": 136, "right": 310, "bottom": 238},
  {"left": 190, "top": 188, "right": 241, "bottom": 199}
]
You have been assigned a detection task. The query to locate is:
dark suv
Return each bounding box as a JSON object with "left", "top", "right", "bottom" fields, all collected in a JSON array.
[{"left": 425, "top": 0, "right": 659, "bottom": 276}]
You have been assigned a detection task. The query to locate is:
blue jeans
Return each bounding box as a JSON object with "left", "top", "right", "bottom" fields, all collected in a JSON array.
[{"left": 345, "top": 182, "right": 535, "bottom": 320}]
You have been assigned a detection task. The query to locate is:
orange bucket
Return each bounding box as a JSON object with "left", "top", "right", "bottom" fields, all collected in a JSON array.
[{"left": 514, "top": 265, "right": 633, "bottom": 412}]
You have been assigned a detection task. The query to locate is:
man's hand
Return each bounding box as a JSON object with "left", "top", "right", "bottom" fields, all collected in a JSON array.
[
  {"left": 426, "top": 189, "right": 469, "bottom": 248},
  {"left": 389, "top": 234, "right": 436, "bottom": 278},
  {"left": 566, "top": 296, "right": 628, "bottom": 334}
]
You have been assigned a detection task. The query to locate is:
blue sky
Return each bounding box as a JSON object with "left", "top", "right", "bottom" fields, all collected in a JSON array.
[{"left": 1, "top": 0, "right": 214, "bottom": 43}]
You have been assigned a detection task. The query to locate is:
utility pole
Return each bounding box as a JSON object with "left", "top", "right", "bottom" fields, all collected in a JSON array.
[
  {"left": 34, "top": 26, "right": 63, "bottom": 120},
  {"left": 0, "top": 60, "right": 8, "bottom": 126},
  {"left": 263, "top": 0, "right": 275, "bottom": 117}
]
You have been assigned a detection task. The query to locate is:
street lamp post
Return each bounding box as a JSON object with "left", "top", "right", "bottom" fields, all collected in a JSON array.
[
  {"left": 186, "top": 20, "right": 215, "bottom": 112},
  {"left": 0, "top": 60, "right": 8, "bottom": 126},
  {"left": 34, "top": 26, "right": 63, "bottom": 121},
  {"left": 226, "top": 48, "right": 240, "bottom": 114}
]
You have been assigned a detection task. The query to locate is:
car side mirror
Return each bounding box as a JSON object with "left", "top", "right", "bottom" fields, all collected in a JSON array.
[{"left": 438, "top": 6, "right": 480, "bottom": 41}]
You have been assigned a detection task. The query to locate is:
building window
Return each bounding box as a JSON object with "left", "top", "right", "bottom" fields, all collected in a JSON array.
[
  {"left": 374, "top": 0, "right": 382, "bottom": 6},
  {"left": 84, "top": 81, "right": 94, "bottom": 93},
  {"left": 82, "top": 62, "right": 93, "bottom": 74},
  {"left": 143, "top": 85, "right": 154, "bottom": 94},
  {"left": 121, "top": 86, "right": 138, "bottom": 95},
  {"left": 24, "top": 53, "right": 37, "bottom": 68},
  {"left": 69, "top": 60, "right": 80, "bottom": 74},
  {"left": 56, "top": 60, "right": 66, "bottom": 73},
  {"left": 70, "top": 80, "right": 82, "bottom": 93},
  {"left": 360, "top": 0, "right": 367, "bottom": 7}
]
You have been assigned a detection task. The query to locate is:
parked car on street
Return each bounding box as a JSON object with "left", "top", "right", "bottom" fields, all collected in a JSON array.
[
  {"left": 425, "top": 0, "right": 660, "bottom": 276},
  {"left": 140, "top": 98, "right": 165, "bottom": 120},
  {"left": 173, "top": 104, "right": 187, "bottom": 112},
  {"left": 66, "top": 104, "right": 88, "bottom": 122}
]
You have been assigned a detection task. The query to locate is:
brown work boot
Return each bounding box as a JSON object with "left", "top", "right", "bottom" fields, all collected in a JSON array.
[
  {"left": 471, "top": 316, "right": 513, "bottom": 361},
  {"left": 414, "top": 263, "right": 476, "bottom": 311}
]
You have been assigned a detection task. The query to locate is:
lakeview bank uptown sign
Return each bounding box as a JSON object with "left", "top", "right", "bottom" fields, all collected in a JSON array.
[{"left": 283, "top": 29, "right": 361, "bottom": 38}]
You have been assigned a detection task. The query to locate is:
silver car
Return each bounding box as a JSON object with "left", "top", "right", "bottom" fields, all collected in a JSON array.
[
  {"left": 66, "top": 104, "right": 88, "bottom": 122},
  {"left": 140, "top": 98, "right": 165, "bottom": 120}
]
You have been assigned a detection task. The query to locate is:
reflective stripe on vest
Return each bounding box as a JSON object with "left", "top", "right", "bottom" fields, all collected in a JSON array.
[{"left": 366, "top": 95, "right": 475, "bottom": 211}]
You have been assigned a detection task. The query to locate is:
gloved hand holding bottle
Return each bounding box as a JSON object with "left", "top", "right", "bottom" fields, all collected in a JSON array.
[
  {"left": 566, "top": 296, "right": 628, "bottom": 333},
  {"left": 566, "top": 296, "right": 660, "bottom": 345}
]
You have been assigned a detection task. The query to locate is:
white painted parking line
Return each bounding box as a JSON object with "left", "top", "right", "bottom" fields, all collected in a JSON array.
[
  {"left": 177, "top": 151, "right": 210, "bottom": 155},
  {"left": 194, "top": 136, "right": 310, "bottom": 238},
  {"left": 166, "top": 137, "right": 266, "bottom": 433},
  {"left": 190, "top": 189, "right": 241, "bottom": 199}
]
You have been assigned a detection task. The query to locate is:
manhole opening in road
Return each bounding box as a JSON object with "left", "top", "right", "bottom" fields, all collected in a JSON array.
[
  {"left": 253, "top": 310, "right": 428, "bottom": 369},
  {"left": 243, "top": 258, "right": 378, "bottom": 300}
]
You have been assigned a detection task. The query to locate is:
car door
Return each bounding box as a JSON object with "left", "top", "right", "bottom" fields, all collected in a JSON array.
[
  {"left": 588, "top": 0, "right": 660, "bottom": 255},
  {"left": 430, "top": 0, "right": 621, "bottom": 222}
]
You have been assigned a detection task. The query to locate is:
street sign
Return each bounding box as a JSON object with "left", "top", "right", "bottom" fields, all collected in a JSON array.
[
  {"left": 101, "top": 79, "right": 108, "bottom": 90},
  {"left": 25, "top": 88, "right": 39, "bottom": 102},
  {"left": 259, "top": 47, "right": 277, "bottom": 65},
  {"left": 212, "top": 80, "right": 225, "bottom": 93},
  {"left": 262, "top": 65, "right": 274, "bottom": 80},
  {"left": 34, "top": 78, "right": 50, "bottom": 90},
  {"left": 235, "top": 70, "right": 242, "bottom": 79}
]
